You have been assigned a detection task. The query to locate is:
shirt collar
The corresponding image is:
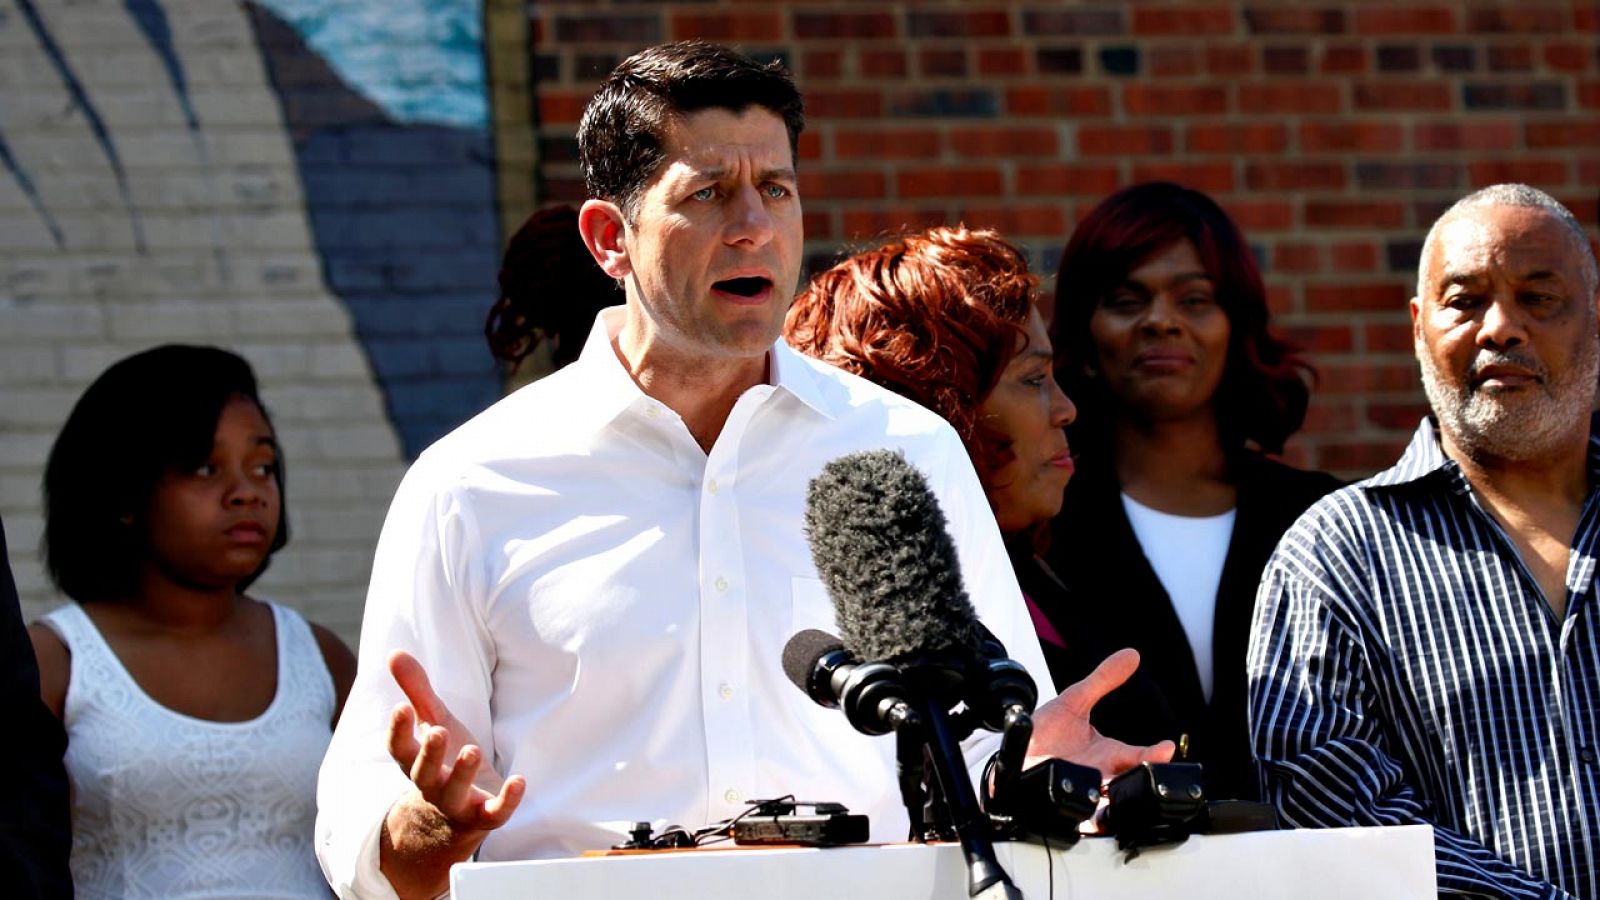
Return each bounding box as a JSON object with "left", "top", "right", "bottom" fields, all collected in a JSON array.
[
  {"left": 1364, "top": 413, "right": 1600, "bottom": 491},
  {"left": 564, "top": 307, "right": 839, "bottom": 436}
]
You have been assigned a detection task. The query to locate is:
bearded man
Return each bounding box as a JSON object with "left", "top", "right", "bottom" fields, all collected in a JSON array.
[{"left": 1247, "top": 184, "right": 1600, "bottom": 899}]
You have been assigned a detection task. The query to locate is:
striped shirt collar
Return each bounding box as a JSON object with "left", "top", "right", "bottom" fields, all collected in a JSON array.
[{"left": 1363, "top": 414, "right": 1600, "bottom": 492}]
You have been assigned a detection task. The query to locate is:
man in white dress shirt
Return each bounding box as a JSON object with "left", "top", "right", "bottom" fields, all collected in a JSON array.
[{"left": 315, "top": 41, "right": 1169, "bottom": 899}]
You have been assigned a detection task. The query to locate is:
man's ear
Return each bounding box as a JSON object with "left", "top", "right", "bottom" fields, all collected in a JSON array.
[
  {"left": 1409, "top": 294, "right": 1424, "bottom": 352},
  {"left": 579, "top": 199, "right": 630, "bottom": 279}
]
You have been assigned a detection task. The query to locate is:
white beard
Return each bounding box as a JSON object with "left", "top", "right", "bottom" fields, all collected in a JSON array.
[{"left": 1419, "top": 334, "right": 1600, "bottom": 462}]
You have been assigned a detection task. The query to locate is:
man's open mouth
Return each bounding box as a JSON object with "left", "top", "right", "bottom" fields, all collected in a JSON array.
[{"left": 715, "top": 276, "right": 772, "bottom": 297}]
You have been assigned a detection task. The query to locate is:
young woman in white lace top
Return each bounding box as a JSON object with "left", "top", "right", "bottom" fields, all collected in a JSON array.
[{"left": 28, "top": 344, "right": 356, "bottom": 898}]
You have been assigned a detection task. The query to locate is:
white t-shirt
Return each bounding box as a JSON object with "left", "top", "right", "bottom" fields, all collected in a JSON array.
[
  {"left": 1120, "top": 493, "right": 1236, "bottom": 702},
  {"left": 315, "top": 307, "right": 1052, "bottom": 899}
]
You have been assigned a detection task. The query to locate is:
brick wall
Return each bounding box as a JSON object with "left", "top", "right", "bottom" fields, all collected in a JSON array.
[{"left": 529, "top": 0, "right": 1600, "bottom": 476}]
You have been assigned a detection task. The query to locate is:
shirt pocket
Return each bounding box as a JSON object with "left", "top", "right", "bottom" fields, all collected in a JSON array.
[{"left": 789, "top": 576, "right": 839, "bottom": 641}]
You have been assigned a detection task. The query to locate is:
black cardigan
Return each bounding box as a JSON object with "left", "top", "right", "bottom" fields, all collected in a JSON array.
[{"left": 1034, "top": 450, "right": 1341, "bottom": 801}]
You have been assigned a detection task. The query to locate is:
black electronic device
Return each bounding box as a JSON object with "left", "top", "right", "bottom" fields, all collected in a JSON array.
[
  {"left": 1002, "top": 758, "right": 1102, "bottom": 841},
  {"left": 730, "top": 799, "right": 870, "bottom": 847},
  {"left": 1101, "top": 762, "right": 1207, "bottom": 858}
]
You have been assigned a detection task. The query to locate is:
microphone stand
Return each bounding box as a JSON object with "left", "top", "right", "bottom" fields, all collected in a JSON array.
[{"left": 903, "top": 691, "right": 1022, "bottom": 899}]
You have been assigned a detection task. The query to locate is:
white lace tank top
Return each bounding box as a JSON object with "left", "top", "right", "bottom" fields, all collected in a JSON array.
[{"left": 43, "top": 601, "right": 335, "bottom": 899}]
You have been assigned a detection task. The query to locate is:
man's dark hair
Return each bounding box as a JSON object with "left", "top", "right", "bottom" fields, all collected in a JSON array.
[
  {"left": 578, "top": 40, "right": 804, "bottom": 221},
  {"left": 43, "top": 344, "right": 289, "bottom": 603}
]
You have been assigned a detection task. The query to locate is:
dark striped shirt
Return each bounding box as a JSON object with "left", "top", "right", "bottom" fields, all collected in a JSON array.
[{"left": 1248, "top": 418, "right": 1600, "bottom": 899}]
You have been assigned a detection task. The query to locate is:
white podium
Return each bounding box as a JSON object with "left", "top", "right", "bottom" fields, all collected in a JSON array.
[{"left": 451, "top": 825, "right": 1435, "bottom": 899}]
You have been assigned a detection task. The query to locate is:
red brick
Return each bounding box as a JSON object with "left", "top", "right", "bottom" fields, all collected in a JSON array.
[
  {"left": 978, "top": 47, "right": 1028, "bottom": 77},
  {"left": 897, "top": 167, "right": 1004, "bottom": 198},
  {"left": 1280, "top": 323, "right": 1354, "bottom": 353},
  {"left": 1246, "top": 162, "right": 1347, "bottom": 191},
  {"left": 799, "top": 170, "right": 887, "bottom": 201},
  {"left": 1206, "top": 44, "right": 1256, "bottom": 76},
  {"left": 1364, "top": 321, "right": 1417, "bottom": 354},
  {"left": 802, "top": 210, "right": 835, "bottom": 241},
  {"left": 1023, "top": 9, "right": 1126, "bottom": 35},
  {"left": 794, "top": 12, "right": 897, "bottom": 39},
  {"left": 1243, "top": 8, "right": 1346, "bottom": 34},
  {"left": 1414, "top": 121, "right": 1519, "bottom": 151},
  {"left": 797, "top": 132, "right": 823, "bottom": 162},
  {"left": 538, "top": 92, "right": 589, "bottom": 125},
  {"left": 1320, "top": 44, "right": 1368, "bottom": 73},
  {"left": 1354, "top": 8, "right": 1458, "bottom": 35},
  {"left": 1078, "top": 125, "right": 1175, "bottom": 156},
  {"left": 806, "top": 90, "right": 883, "bottom": 118},
  {"left": 1467, "top": 160, "right": 1570, "bottom": 186},
  {"left": 858, "top": 50, "right": 907, "bottom": 78},
  {"left": 958, "top": 206, "right": 1069, "bottom": 236},
  {"left": 670, "top": 12, "right": 781, "bottom": 42},
  {"left": 1238, "top": 82, "right": 1343, "bottom": 114},
  {"left": 1186, "top": 123, "right": 1289, "bottom": 155},
  {"left": 919, "top": 48, "right": 969, "bottom": 78},
  {"left": 1543, "top": 43, "right": 1592, "bottom": 72},
  {"left": 553, "top": 15, "right": 662, "bottom": 43},
  {"left": 1305, "top": 200, "right": 1406, "bottom": 229},
  {"left": 1017, "top": 164, "right": 1122, "bottom": 196},
  {"left": 1317, "top": 441, "right": 1411, "bottom": 475},
  {"left": 1149, "top": 46, "right": 1202, "bottom": 77},
  {"left": 1300, "top": 121, "right": 1404, "bottom": 152},
  {"left": 1368, "top": 402, "right": 1432, "bottom": 431},
  {"left": 1580, "top": 7, "right": 1600, "bottom": 30},
  {"left": 1317, "top": 357, "right": 1419, "bottom": 388},
  {"left": 804, "top": 50, "right": 844, "bottom": 80},
  {"left": 951, "top": 127, "right": 1060, "bottom": 158},
  {"left": 1130, "top": 163, "right": 1237, "bottom": 194},
  {"left": 1006, "top": 87, "right": 1114, "bottom": 117},
  {"left": 1225, "top": 200, "right": 1296, "bottom": 232},
  {"left": 1580, "top": 160, "right": 1600, "bottom": 186},
  {"left": 1263, "top": 46, "right": 1312, "bottom": 74},
  {"left": 834, "top": 129, "right": 941, "bottom": 160},
  {"left": 843, "top": 208, "right": 950, "bottom": 239},
  {"left": 1584, "top": 81, "right": 1600, "bottom": 108},
  {"left": 1557, "top": 194, "right": 1600, "bottom": 224},
  {"left": 908, "top": 10, "right": 1012, "bottom": 38},
  {"left": 1331, "top": 242, "right": 1382, "bottom": 272},
  {"left": 1354, "top": 82, "right": 1453, "bottom": 111},
  {"left": 1123, "top": 85, "right": 1228, "bottom": 116},
  {"left": 543, "top": 176, "right": 585, "bottom": 204},
  {"left": 1356, "top": 161, "right": 1461, "bottom": 190},
  {"left": 1526, "top": 121, "right": 1600, "bottom": 148},
  {"left": 1299, "top": 398, "right": 1361, "bottom": 432},
  {"left": 1267, "top": 284, "right": 1296, "bottom": 315},
  {"left": 1132, "top": 7, "right": 1236, "bottom": 35},
  {"left": 1487, "top": 45, "right": 1535, "bottom": 72},
  {"left": 1465, "top": 7, "right": 1569, "bottom": 33},
  {"left": 1273, "top": 243, "right": 1323, "bottom": 274}
]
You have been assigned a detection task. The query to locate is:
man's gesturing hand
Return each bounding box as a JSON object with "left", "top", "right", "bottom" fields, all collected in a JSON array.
[
  {"left": 379, "top": 650, "right": 526, "bottom": 899},
  {"left": 1026, "top": 647, "right": 1177, "bottom": 779}
]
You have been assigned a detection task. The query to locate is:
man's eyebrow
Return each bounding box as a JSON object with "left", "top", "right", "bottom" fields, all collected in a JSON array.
[{"left": 681, "top": 166, "right": 797, "bottom": 183}]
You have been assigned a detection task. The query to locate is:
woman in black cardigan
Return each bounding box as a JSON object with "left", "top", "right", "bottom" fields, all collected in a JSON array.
[{"left": 1044, "top": 183, "right": 1340, "bottom": 801}]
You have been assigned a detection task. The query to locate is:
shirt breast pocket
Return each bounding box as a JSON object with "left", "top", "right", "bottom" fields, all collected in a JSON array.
[{"left": 789, "top": 576, "right": 839, "bottom": 643}]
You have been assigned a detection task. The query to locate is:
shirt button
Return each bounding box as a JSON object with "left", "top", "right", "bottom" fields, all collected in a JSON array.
[
  {"left": 644, "top": 406, "right": 659, "bottom": 418},
  {"left": 713, "top": 576, "right": 729, "bottom": 593},
  {"left": 718, "top": 682, "right": 734, "bottom": 700},
  {"left": 724, "top": 789, "right": 740, "bottom": 805},
  {"left": 707, "top": 479, "right": 719, "bottom": 495},
  {"left": 1581, "top": 746, "right": 1598, "bottom": 765}
]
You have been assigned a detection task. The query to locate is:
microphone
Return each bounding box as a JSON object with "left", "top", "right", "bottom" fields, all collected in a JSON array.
[
  {"left": 781, "top": 629, "right": 917, "bottom": 736},
  {"left": 801, "top": 450, "right": 1021, "bottom": 898}
]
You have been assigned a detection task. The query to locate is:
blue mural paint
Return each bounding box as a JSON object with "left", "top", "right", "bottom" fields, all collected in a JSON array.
[
  {"left": 124, "top": 0, "right": 201, "bottom": 135},
  {"left": 247, "top": 2, "right": 500, "bottom": 458},
  {"left": 0, "top": 129, "right": 64, "bottom": 247},
  {"left": 13, "top": 0, "right": 146, "bottom": 252},
  {"left": 250, "top": 0, "right": 487, "bottom": 128}
]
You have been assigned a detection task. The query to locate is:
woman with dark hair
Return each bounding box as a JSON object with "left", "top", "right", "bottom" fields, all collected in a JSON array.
[
  {"left": 28, "top": 344, "right": 355, "bottom": 898},
  {"left": 787, "top": 224, "right": 1168, "bottom": 733},
  {"left": 1046, "top": 182, "right": 1340, "bottom": 801},
  {"left": 485, "top": 204, "right": 620, "bottom": 391}
]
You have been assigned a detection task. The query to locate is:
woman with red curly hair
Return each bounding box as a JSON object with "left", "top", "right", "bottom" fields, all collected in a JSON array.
[
  {"left": 1047, "top": 183, "right": 1340, "bottom": 802},
  {"left": 786, "top": 225, "right": 1165, "bottom": 715}
]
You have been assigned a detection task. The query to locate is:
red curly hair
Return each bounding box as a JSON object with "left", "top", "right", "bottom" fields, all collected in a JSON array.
[{"left": 785, "top": 225, "right": 1037, "bottom": 471}]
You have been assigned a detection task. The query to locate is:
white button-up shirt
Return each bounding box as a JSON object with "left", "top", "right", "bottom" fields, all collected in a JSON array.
[{"left": 315, "top": 308, "right": 1052, "bottom": 897}]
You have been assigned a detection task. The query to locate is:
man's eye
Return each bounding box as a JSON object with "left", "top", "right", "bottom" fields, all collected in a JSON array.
[
  {"left": 763, "top": 183, "right": 789, "bottom": 199},
  {"left": 692, "top": 187, "right": 716, "bottom": 201},
  {"left": 194, "top": 463, "right": 216, "bottom": 476}
]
